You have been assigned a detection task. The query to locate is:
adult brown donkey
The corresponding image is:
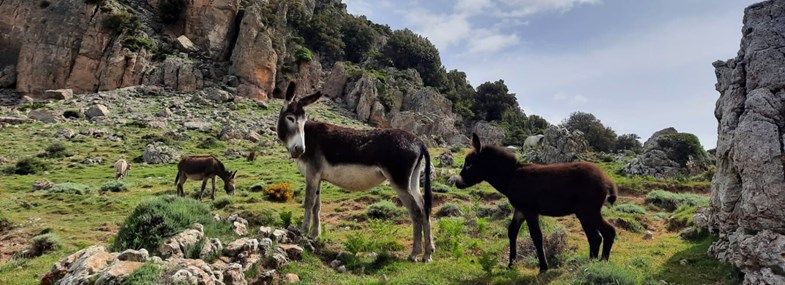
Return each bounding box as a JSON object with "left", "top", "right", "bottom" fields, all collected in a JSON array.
[
  {"left": 454, "top": 134, "right": 617, "bottom": 272},
  {"left": 277, "top": 82, "right": 434, "bottom": 262},
  {"left": 175, "top": 155, "right": 237, "bottom": 200}
]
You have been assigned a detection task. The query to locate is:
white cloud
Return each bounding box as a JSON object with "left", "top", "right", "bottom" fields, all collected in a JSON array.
[
  {"left": 467, "top": 31, "right": 521, "bottom": 54},
  {"left": 404, "top": 9, "right": 472, "bottom": 49},
  {"left": 553, "top": 92, "right": 588, "bottom": 105},
  {"left": 495, "top": 0, "right": 602, "bottom": 17},
  {"left": 456, "top": 0, "right": 493, "bottom": 14}
]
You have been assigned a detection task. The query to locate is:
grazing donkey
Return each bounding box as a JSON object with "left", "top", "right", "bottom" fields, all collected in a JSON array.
[
  {"left": 277, "top": 82, "right": 435, "bottom": 262},
  {"left": 175, "top": 155, "right": 237, "bottom": 200},
  {"left": 114, "top": 159, "right": 131, "bottom": 180},
  {"left": 454, "top": 134, "right": 617, "bottom": 272}
]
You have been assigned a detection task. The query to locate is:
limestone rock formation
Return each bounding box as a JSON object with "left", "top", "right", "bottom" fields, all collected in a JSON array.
[
  {"left": 524, "top": 125, "right": 589, "bottom": 164},
  {"left": 230, "top": 4, "right": 278, "bottom": 101},
  {"left": 621, "top": 127, "right": 711, "bottom": 179},
  {"left": 707, "top": 1, "right": 785, "bottom": 284}
]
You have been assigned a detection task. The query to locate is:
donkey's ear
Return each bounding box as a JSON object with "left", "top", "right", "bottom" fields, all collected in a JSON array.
[
  {"left": 472, "top": 133, "right": 482, "bottom": 151},
  {"left": 284, "top": 82, "right": 297, "bottom": 102},
  {"left": 299, "top": 91, "right": 322, "bottom": 107}
]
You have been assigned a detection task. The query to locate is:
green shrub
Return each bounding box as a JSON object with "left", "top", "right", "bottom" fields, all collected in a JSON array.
[
  {"left": 645, "top": 190, "right": 708, "bottom": 211},
  {"left": 614, "top": 203, "right": 647, "bottom": 215},
  {"left": 63, "top": 110, "right": 83, "bottom": 119},
  {"left": 38, "top": 143, "right": 71, "bottom": 158},
  {"left": 0, "top": 212, "right": 12, "bottom": 233},
  {"left": 48, "top": 183, "right": 92, "bottom": 195},
  {"left": 279, "top": 211, "right": 293, "bottom": 228},
  {"left": 111, "top": 196, "right": 231, "bottom": 252},
  {"left": 367, "top": 200, "right": 403, "bottom": 219},
  {"left": 519, "top": 227, "right": 570, "bottom": 267},
  {"left": 159, "top": 0, "right": 188, "bottom": 24},
  {"left": 343, "top": 231, "right": 369, "bottom": 256},
  {"left": 437, "top": 217, "right": 465, "bottom": 258},
  {"left": 432, "top": 182, "right": 450, "bottom": 193},
  {"left": 212, "top": 197, "right": 233, "bottom": 210},
  {"left": 122, "top": 262, "right": 164, "bottom": 285},
  {"left": 102, "top": 11, "right": 140, "bottom": 32},
  {"left": 476, "top": 200, "right": 513, "bottom": 220},
  {"left": 122, "top": 36, "right": 153, "bottom": 51},
  {"left": 237, "top": 209, "right": 278, "bottom": 227},
  {"left": 101, "top": 181, "right": 130, "bottom": 193},
  {"left": 6, "top": 157, "right": 49, "bottom": 175},
  {"left": 30, "top": 233, "right": 62, "bottom": 256},
  {"left": 366, "top": 220, "right": 403, "bottom": 253},
  {"left": 668, "top": 205, "right": 697, "bottom": 231},
  {"left": 475, "top": 217, "right": 488, "bottom": 235},
  {"left": 478, "top": 249, "right": 497, "bottom": 276},
  {"left": 435, "top": 202, "right": 463, "bottom": 218},
  {"left": 295, "top": 47, "right": 314, "bottom": 63},
  {"left": 197, "top": 137, "right": 223, "bottom": 149},
  {"left": 572, "top": 262, "right": 641, "bottom": 285}
]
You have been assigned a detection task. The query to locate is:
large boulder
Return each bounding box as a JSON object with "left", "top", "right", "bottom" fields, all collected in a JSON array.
[
  {"left": 707, "top": 1, "right": 785, "bottom": 284},
  {"left": 27, "top": 109, "right": 61, "bottom": 123},
  {"left": 524, "top": 125, "right": 589, "bottom": 164},
  {"left": 621, "top": 128, "right": 711, "bottom": 179},
  {"left": 142, "top": 142, "right": 181, "bottom": 164},
  {"left": 470, "top": 121, "right": 505, "bottom": 146}
]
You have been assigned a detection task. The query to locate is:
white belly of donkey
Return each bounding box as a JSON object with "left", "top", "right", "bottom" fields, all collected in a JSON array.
[{"left": 321, "top": 163, "right": 386, "bottom": 191}]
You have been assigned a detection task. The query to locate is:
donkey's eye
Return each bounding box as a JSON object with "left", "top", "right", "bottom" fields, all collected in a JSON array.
[{"left": 287, "top": 116, "right": 295, "bottom": 123}]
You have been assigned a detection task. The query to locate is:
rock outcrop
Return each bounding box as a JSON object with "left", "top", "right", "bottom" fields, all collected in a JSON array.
[
  {"left": 230, "top": 4, "right": 278, "bottom": 101},
  {"left": 621, "top": 127, "right": 711, "bottom": 179},
  {"left": 707, "top": 1, "right": 785, "bottom": 284},
  {"left": 524, "top": 126, "right": 589, "bottom": 164}
]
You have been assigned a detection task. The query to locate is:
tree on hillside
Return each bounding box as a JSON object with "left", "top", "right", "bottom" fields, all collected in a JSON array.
[
  {"left": 293, "top": 2, "right": 346, "bottom": 61},
  {"left": 381, "top": 29, "right": 446, "bottom": 87},
  {"left": 562, "top": 112, "right": 618, "bottom": 152},
  {"left": 341, "top": 16, "right": 377, "bottom": 63},
  {"left": 616, "top": 133, "right": 643, "bottom": 153},
  {"left": 473, "top": 80, "right": 518, "bottom": 122},
  {"left": 443, "top": 70, "right": 476, "bottom": 118}
]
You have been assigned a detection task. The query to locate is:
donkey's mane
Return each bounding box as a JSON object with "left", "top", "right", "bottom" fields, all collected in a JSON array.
[{"left": 481, "top": 145, "right": 520, "bottom": 166}]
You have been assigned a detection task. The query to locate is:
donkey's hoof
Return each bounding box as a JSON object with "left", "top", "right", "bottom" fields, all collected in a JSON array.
[
  {"left": 407, "top": 255, "right": 418, "bottom": 262},
  {"left": 421, "top": 256, "right": 432, "bottom": 263}
]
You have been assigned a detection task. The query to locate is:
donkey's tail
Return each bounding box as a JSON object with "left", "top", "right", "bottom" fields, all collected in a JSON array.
[
  {"left": 419, "top": 144, "right": 432, "bottom": 218},
  {"left": 606, "top": 181, "right": 618, "bottom": 206},
  {"left": 174, "top": 171, "right": 180, "bottom": 186}
]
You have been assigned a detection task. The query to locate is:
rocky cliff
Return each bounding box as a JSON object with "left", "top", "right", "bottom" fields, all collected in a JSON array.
[
  {"left": 0, "top": 0, "right": 469, "bottom": 145},
  {"left": 707, "top": 1, "right": 785, "bottom": 284}
]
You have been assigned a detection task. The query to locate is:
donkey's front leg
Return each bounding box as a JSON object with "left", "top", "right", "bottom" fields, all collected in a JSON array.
[
  {"left": 301, "top": 170, "right": 321, "bottom": 237},
  {"left": 210, "top": 177, "right": 217, "bottom": 200},
  {"left": 198, "top": 179, "right": 208, "bottom": 200},
  {"left": 507, "top": 210, "right": 525, "bottom": 269},
  {"left": 310, "top": 182, "right": 322, "bottom": 238}
]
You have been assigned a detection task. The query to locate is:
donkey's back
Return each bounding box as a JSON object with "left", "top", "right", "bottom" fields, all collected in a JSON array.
[
  {"left": 177, "top": 156, "right": 224, "bottom": 179},
  {"left": 515, "top": 162, "right": 617, "bottom": 216}
]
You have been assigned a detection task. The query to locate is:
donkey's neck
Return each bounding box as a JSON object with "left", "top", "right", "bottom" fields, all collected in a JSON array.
[{"left": 484, "top": 163, "right": 521, "bottom": 194}]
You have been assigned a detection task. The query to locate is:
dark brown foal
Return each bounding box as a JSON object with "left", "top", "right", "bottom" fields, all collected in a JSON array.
[{"left": 455, "top": 133, "right": 617, "bottom": 272}]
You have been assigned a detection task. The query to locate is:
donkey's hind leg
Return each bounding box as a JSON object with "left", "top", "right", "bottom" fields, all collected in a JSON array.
[
  {"left": 198, "top": 179, "right": 208, "bottom": 200},
  {"left": 410, "top": 160, "right": 434, "bottom": 262},
  {"left": 176, "top": 174, "right": 187, "bottom": 197},
  {"left": 597, "top": 217, "right": 616, "bottom": 261},
  {"left": 392, "top": 183, "right": 424, "bottom": 262},
  {"left": 576, "top": 213, "right": 602, "bottom": 259}
]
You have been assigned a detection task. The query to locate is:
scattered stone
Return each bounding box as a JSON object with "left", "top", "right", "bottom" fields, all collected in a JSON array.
[
  {"left": 245, "top": 131, "right": 260, "bottom": 143},
  {"left": 330, "top": 259, "right": 341, "bottom": 269},
  {"left": 204, "top": 88, "right": 233, "bottom": 102},
  {"left": 55, "top": 128, "right": 76, "bottom": 139},
  {"left": 232, "top": 221, "right": 247, "bottom": 236},
  {"left": 679, "top": 259, "right": 688, "bottom": 266},
  {"left": 643, "top": 230, "right": 653, "bottom": 240},
  {"left": 32, "top": 179, "right": 55, "bottom": 191},
  {"left": 85, "top": 104, "right": 110, "bottom": 119},
  {"left": 222, "top": 263, "right": 246, "bottom": 285},
  {"left": 44, "top": 89, "right": 73, "bottom": 100},
  {"left": 269, "top": 253, "right": 288, "bottom": 269},
  {"left": 272, "top": 229, "right": 288, "bottom": 243},
  {"left": 176, "top": 35, "right": 197, "bottom": 51},
  {"left": 184, "top": 121, "right": 212, "bottom": 132},
  {"left": 94, "top": 260, "right": 143, "bottom": 285},
  {"left": 224, "top": 148, "right": 245, "bottom": 159},
  {"left": 157, "top": 108, "right": 174, "bottom": 117},
  {"left": 279, "top": 244, "right": 303, "bottom": 261},
  {"left": 337, "top": 265, "right": 347, "bottom": 274},
  {"left": 283, "top": 273, "right": 300, "bottom": 283},
  {"left": 213, "top": 213, "right": 221, "bottom": 221},
  {"left": 436, "top": 151, "right": 453, "bottom": 167},
  {"left": 27, "top": 109, "right": 60, "bottom": 123},
  {"left": 200, "top": 238, "right": 223, "bottom": 260},
  {"left": 158, "top": 224, "right": 204, "bottom": 259},
  {"left": 117, "top": 249, "right": 149, "bottom": 262},
  {"left": 0, "top": 116, "right": 32, "bottom": 125},
  {"left": 163, "top": 130, "right": 190, "bottom": 141},
  {"left": 223, "top": 238, "right": 259, "bottom": 257},
  {"left": 220, "top": 125, "right": 247, "bottom": 141}
]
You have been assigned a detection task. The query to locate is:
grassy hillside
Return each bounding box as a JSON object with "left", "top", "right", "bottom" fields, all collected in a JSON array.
[{"left": 0, "top": 91, "right": 734, "bottom": 285}]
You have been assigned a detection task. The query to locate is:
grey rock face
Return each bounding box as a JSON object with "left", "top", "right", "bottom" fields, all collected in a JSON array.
[
  {"left": 708, "top": 1, "right": 785, "bottom": 284},
  {"left": 470, "top": 121, "right": 505, "bottom": 146},
  {"left": 524, "top": 126, "right": 589, "bottom": 164},
  {"left": 27, "top": 109, "right": 61, "bottom": 123}
]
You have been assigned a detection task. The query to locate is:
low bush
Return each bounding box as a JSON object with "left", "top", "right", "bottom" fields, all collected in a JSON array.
[
  {"left": 614, "top": 203, "right": 647, "bottom": 215},
  {"left": 279, "top": 211, "right": 293, "bottom": 228},
  {"left": 122, "top": 36, "right": 153, "bottom": 51},
  {"left": 668, "top": 205, "right": 697, "bottom": 231},
  {"left": 0, "top": 212, "right": 12, "bottom": 233},
  {"left": 263, "top": 182, "right": 293, "bottom": 202},
  {"left": 5, "top": 157, "right": 50, "bottom": 175},
  {"left": 101, "top": 181, "right": 130, "bottom": 193},
  {"left": 295, "top": 47, "right": 314, "bottom": 63},
  {"left": 572, "top": 262, "right": 643, "bottom": 285},
  {"left": 437, "top": 217, "right": 465, "bottom": 258},
  {"left": 63, "top": 110, "right": 83, "bottom": 119},
  {"left": 48, "top": 183, "right": 92, "bottom": 195},
  {"left": 123, "top": 262, "right": 164, "bottom": 285},
  {"left": 39, "top": 143, "right": 71, "bottom": 159},
  {"left": 102, "top": 11, "right": 140, "bottom": 32},
  {"left": 212, "top": 197, "right": 233, "bottom": 209},
  {"left": 645, "top": 190, "right": 708, "bottom": 211},
  {"left": 30, "top": 233, "right": 62, "bottom": 257},
  {"left": 197, "top": 137, "right": 223, "bottom": 149},
  {"left": 237, "top": 209, "right": 278, "bottom": 227},
  {"left": 518, "top": 227, "right": 570, "bottom": 267},
  {"left": 432, "top": 182, "right": 450, "bottom": 193},
  {"left": 475, "top": 200, "right": 513, "bottom": 220},
  {"left": 111, "top": 196, "right": 231, "bottom": 252},
  {"left": 435, "top": 202, "right": 464, "bottom": 218},
  {"left": 367, "top": 200, "right": 403, "bottom": 219}
]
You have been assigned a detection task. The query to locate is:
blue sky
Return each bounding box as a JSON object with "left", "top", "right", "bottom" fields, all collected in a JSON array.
[{"left": 343, "top": 0, "right": 760, "bottom": 149}]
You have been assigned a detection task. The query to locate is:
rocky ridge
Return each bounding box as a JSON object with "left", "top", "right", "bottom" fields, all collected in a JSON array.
[{"left": 706, "top": 1, "right": 785, "bottom": 284}]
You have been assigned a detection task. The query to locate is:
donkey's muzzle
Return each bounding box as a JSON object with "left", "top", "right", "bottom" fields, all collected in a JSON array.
[{"left": 290, "top": 146, "right": 304, "bottom": 158}]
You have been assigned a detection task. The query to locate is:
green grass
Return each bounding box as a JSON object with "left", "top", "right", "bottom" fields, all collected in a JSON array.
[
  {"left": 0, "top": 96, "right": 736, "bottom": 285},
  {"left": 645, "top": 190, "right": 708, "bottom": 211}
]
